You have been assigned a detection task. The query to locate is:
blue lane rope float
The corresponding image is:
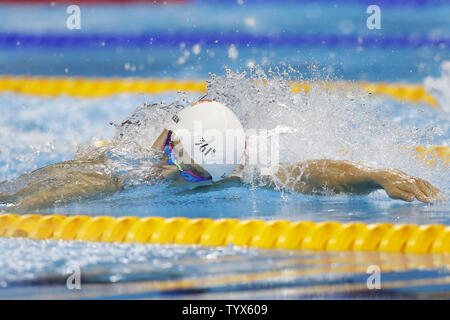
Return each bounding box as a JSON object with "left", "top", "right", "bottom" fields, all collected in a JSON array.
[{"left": 1, "top": 32, "right": 449, "bottom": 49}]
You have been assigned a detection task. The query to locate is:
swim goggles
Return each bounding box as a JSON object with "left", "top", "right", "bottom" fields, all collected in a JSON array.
[{"left": 163, "top": 130, "right": 212, "bottom": 183}]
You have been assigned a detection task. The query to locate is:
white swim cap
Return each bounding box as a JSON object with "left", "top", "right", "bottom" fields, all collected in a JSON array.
[{"left": 165, "top": 100, "right": 246, "bottom": 182}]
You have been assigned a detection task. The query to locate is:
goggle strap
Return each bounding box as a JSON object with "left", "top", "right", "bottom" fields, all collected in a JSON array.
[{"left": 164, "top": 129, "right": 212, "bottom": 182}]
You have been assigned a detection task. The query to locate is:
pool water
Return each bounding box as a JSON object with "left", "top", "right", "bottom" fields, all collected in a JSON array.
[
  {"left": 1, "top": 238, "right": 449, "bottom": 299},
  {"left": 0, "top": 1, "right": 449, "bottom": 299},
  {"left": 1, "top": 1, "right": 449, "bottom": 81}
]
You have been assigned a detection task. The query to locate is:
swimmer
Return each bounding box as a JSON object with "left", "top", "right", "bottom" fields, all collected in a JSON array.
[{"left": 0, "top": 100, "right": 442, "bottom": 212}]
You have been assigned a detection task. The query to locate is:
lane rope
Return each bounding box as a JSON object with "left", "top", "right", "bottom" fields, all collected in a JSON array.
[
  {"left": 1, "top": 32, "right": 449, "bottom": 49},
  {"left": 0, "top": 76, "right": 438, "bottom": 107},
  {"left": 0, "top": 214, "right": 449, "bottom": 254}
]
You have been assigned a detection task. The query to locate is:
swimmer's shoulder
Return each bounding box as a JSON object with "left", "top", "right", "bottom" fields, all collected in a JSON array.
[{"left": 218, "top": 175, "right": 241, "bottom": 184}]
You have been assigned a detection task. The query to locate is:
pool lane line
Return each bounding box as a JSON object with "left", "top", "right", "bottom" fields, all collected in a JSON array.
[
  {"left": 1, "top": 32, "right": 449, "bottom": 48},
  {"left": 0, "top": 214, "right": 449, "bottom": 254},
  {"left": 0, "top": 76, "right": 438, "bottom": 107}
]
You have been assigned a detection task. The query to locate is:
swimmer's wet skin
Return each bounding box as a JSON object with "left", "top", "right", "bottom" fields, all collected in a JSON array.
[
  {"left": 0, "top": 160, "right": 122, "bottom": 211},
  {"left": 0, "top": 101, "right": 442, "bottom": 212}
]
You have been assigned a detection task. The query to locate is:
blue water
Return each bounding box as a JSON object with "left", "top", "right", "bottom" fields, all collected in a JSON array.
[
  {"left": 0, "top": 1, "right": 449, "bottom": 299},
  {"left": 0, "top": 1, "right": 449, "bottom": 81}
]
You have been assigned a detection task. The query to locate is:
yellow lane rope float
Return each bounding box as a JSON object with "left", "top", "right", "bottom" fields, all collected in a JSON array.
[
  {"left": 0, "top": 214, "right": 448, "bottom": 254},
  {"left": 359, "top": 82, "right": 438, "bottom": 107},
  {"left": 0, "top": 76, "right": 438, "bottom": 107},
  {"left": 336, "top": 145, "right": 449, "bottom": 166},
  {"left": 414, "top": 145, "right": 449, "bottom": 166},
  {"left": 0, "top": 76, "right": 206, "bottom": 97}
]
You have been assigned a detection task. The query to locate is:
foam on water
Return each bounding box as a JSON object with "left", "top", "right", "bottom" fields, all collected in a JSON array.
[{"left": 425, "top": 61, "right": 450, "bottom": 113}]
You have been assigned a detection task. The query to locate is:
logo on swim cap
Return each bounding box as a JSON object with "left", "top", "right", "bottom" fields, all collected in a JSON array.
[
  {"left": 195, "top": 137, "right": 216, "bottom": 157},
  {"left": 165, "top": 100, "right": 246, "bottom": 182},
  {"left": 172, "top": 114, "right": 180, "bottom": 124}
]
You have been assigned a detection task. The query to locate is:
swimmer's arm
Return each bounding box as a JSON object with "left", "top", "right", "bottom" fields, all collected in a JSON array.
[
  {"left": 3, "top": 161, "right": 122, "bottom": 211},
  {"left": 12, "top": 171, "right": 122, "bottom": 211},
  {"left": 266, "top": 160, "right": 441, "bottom": 203}
]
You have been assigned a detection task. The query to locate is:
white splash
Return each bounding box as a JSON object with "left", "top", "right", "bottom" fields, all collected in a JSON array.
[
  {"left": 104, "top": 66, "right": 448, "bottom": 193},
  {"left": 424, "top": 61, "right": 450, "bottom": 112}
]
